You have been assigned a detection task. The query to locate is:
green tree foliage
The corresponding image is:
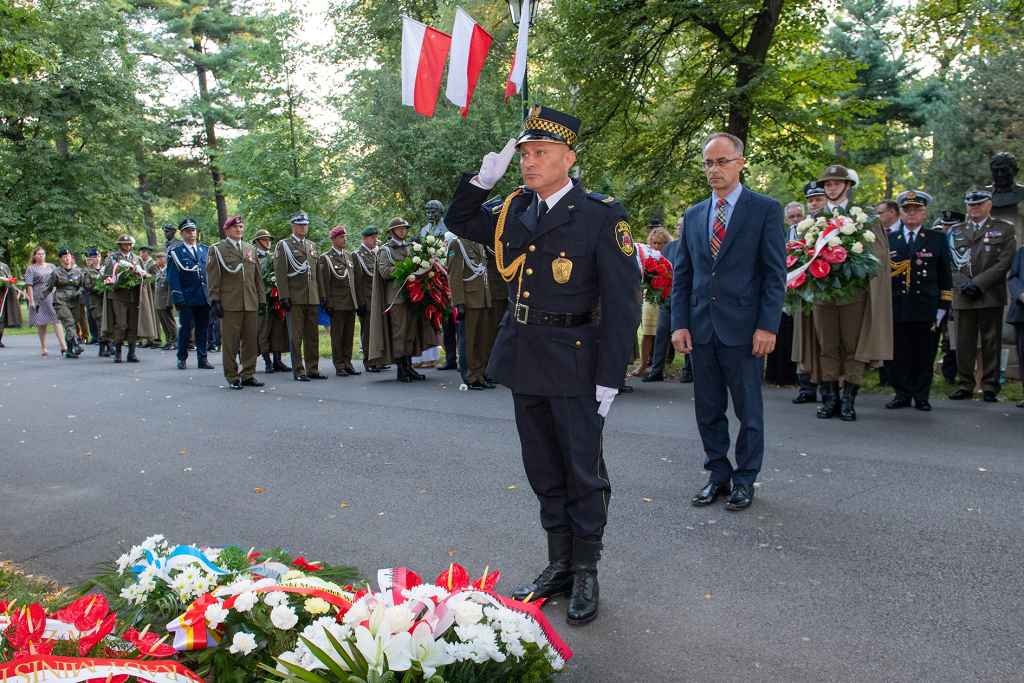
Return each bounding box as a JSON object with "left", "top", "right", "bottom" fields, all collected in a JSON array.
[
  {"left": 0, "top": 0, "right": 49, "bottom": 79},
  {"left": 903, "top": 0, "right": 1024, "bottom": 79}
]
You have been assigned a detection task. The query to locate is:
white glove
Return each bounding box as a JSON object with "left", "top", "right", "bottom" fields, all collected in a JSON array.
[
  {"left": 936, "top": 309, "right": 946, "bottom": 327},
  {"left": 474, "top": 138, "right": 517, "bottom": 190},
  {"left": 596, "top": 385, "right": 618, "bottom": 417}
]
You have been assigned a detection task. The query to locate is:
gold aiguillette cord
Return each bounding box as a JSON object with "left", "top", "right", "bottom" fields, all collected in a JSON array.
[{"left": 494, "top": 188, "right": 527, "bottom": 312}]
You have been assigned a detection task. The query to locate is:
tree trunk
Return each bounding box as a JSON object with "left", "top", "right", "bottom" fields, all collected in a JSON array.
[
  {"left": 884, "top": 156, "right": 894, "bottom": 199},
  {"left": 725, "top": 0, "right": 785, "bottom": 150},
  {"left": 193, "top": 36, "right": 228, "bottom": 239},
  {"left": 138, "top": 172, "right": 157, "bottom": 246}
]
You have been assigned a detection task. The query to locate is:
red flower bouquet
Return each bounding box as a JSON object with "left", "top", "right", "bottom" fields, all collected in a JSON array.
[
  {"left": 641, "top": 256, "right": 673, "bottom": 306},
  {"left": 390, "top": 235, "right": 451, "bottom": 331}
]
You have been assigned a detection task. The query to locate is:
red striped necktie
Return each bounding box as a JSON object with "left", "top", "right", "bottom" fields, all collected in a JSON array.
[{"left": 711, "top": 197, "right": 727, "bottom": 258}]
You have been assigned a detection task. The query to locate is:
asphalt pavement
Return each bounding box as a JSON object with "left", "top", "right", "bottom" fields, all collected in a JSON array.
[{"left": 1, "top": 334, "right": 1022, "bottom": 682}]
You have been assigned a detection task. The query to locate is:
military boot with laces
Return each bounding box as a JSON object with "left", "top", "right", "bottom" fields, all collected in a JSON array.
[
  {"left": 566, "top": 538, "right": 602, "bottom": 626},
  {"left": 512, "top": 533, "right": 574, "bottom": 602}
]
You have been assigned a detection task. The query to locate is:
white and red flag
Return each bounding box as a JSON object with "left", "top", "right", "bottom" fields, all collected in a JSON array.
[
  {"left": 504, "top": 0, "right": 530, "bottom": 102},
  {"left": 445, "top": 7, "right": 493, "bottom": 117},
  {"left": 401, "top": 15, "right": 452, "bottom": 117}
]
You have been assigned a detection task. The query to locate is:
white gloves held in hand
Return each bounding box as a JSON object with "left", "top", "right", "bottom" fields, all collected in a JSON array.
[
  {"left": 474, "top": 138, "right": 518, "bottom": 190},
  {"left": 596, "top": 385, "right": 618, "bottom": 417}
]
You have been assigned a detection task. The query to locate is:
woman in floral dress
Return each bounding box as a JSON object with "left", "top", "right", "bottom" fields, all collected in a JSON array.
[{"left": 24, "top": 246, "right": 65, "bottom": 356}]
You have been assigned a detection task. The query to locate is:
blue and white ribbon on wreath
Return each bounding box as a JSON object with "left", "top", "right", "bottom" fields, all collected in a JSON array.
[{"left": 129, "top": 546, "right": 233, "bottom": 583}]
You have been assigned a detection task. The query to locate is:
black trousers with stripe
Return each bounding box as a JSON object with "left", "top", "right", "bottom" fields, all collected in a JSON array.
[
  {"left": 512, "top": 393, "right": 609, "bottom": 542},
  {"left": 892, "top": 320, "right": 939, "bottom": 403}
]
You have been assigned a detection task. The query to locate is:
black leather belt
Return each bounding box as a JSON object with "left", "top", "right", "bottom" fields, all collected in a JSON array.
[{"left": 510, "top": 299, "right": 598, "bottom": 327}]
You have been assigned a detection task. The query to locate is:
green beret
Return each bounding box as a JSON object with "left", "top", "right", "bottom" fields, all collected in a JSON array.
[{"left": 361, "top": 227, "right": 379, "bottom": 237}]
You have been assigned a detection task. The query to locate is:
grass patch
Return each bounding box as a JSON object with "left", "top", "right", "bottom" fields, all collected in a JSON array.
[{"left": 0, "top": 560, "right": 72, "bottom": 611}]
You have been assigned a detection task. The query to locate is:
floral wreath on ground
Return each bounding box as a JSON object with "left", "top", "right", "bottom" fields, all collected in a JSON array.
[{"left": 390, "top": 235, "right": 451, "bottom": 332}]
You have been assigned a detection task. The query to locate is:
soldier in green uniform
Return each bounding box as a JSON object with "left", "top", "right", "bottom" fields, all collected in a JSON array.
[
  {"left": 82, "top": 248, "right": 111, "bottom": 356},
  {"left": 274, "top": 211, "right": 326, "bottom": 381},
  {"left": 447, "top": 233, "right": 493, "bottom": 389},
  {"left": 354, "top": 227, "right": 379, "bottom": 371},
  {"left": 319, "top": 226, "right": 362, "bottom": 376},
  {"left": 39, "top": 248, "right": 86, "bottom": 358},
  {"left": 102, "top": 234, "right": 157, "bottom": 363},
  {"left": 253, "top": 229, "right": 291, "bottom": 374},
  {"left": 153, "top": 251, "right": 177, "bottom": 350},
  {"left": 138, "top": 246, "right": 161, "bottom": 348},
  {"left": 0, "top": 259, "right": 25, "bottom": 347},
  {"left": 948, "top": 186, "right": 1018, "bottom": 401}
]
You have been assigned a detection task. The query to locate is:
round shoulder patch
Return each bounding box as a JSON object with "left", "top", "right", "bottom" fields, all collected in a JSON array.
[{"left": 615, "top": 221, "right": 635, "bottom": 256}]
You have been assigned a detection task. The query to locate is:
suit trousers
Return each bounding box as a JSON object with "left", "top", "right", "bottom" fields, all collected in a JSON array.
[
  {"left": 177, "top": 304, "right": 210, "bottom": 362},
  {"left": 358, "top": 312, "right": 373, "bottom": 367},
  {"left": 111, "top": 299, "right": 140, "bottom": 345},
  {"left": 288, "top": 303, "right": 320, "bottom": 377},
  {"left": 458, "top": 307, "right": 489, "bottom": 383},
  {"left": 650, "top": 305, "right": 672, "bottom": 373},
  {"left": 1015, "top": 324, "right": 1024, "bottom": 385},
  {"left": 221, "top": 310, "right": 258, "bottom": 382},
  {"left": 892, "top": 321, "right": 939, "bottom": 403},
  {"left": 157, "top": 308, "right": 176, "bottom": 345},
  {"left": 814, "top": 296, "right": 867, "bottom": 384},
  {"left": 691, "top": 330, "right": 766, "bottom": 485},
  {"left": 512, "top": 393, "right": 609, "bottom": 542},
  {"left": 441, "top": 316, "right": 458, "bottom": 365},
  {"left": 329, "top": 309, "right": 356, "bottom": 370},
  {"left": 955, "top": 306, "right": 1003, "bottom": 393}
]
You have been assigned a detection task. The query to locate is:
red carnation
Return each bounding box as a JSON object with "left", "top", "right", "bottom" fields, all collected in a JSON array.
[
  {"left": 788, "top": 272, "right": 806, "bottom": 288},
  {"left": 661, "top": 288, "right": 671, "bottom": 298},
  {"left": 809, "top": 259, "right": 830, "bottom": 278},
  {"left": 822, "top": 246, "right": 847, "bottom": 264},
  {"left": 644, "top": 257, "right": 658, "bottom": 271}
]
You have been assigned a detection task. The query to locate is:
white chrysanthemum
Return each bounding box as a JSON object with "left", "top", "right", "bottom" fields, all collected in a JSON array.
[
  {"left": 141, "top": 534, "right": 165, "bottom": 551},
  {"left": 120, "top": 584, "right": 140, "bottom": 601},
  {"left": 404, "top": 585, "right": 450, "bottom": 603},
  {"left": 229, "top": 578, "right": 255, "bottom": 592},
  {"left": 179, "top": 566, "right": 200, "bottom": 583},
  {"left": 343, "top": 600, "right": 371, "bottom": 626},
  {"left": 276, "top": 650, "right": 301, "bottom": 674},
  {"left": 202, "top": 547, "right": 222, "bottom": 563},
  {"left": 116, "top": 554, "right": 133, "bottom": 574},
  {"left": 505, "top": 639, "right": 526, "bottom": 658}
]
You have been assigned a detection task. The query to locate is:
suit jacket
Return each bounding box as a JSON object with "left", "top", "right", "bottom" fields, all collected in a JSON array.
[
  {"left": 888, "top": 228, "right": 953, "bottom": 323},
  {"left": 274, "top": 235, "right": 321, "bottom": 305},
  {"left": 445, "top": 174, "right": 641, "bottom": 395},
  {"left": 671, "top": 186, "right": 786, "bottom": 346},
  {"left": 319, "top": 249, "right": 358, "bottom": 311},
  {"left": 447, "top": 237, "right": 491, "bottom": 309},
  {"left": 949, "top": 216, "right": 1017, "bottom": 309},
  {"left": 207, "top": 239, "right": 265, "bottom": 312},
  {"left": 166, "top": 243, "right": 210, "bottom": 307},
  {"left": 1006, "top": 245, "right": 1024, "bottom": 324}
]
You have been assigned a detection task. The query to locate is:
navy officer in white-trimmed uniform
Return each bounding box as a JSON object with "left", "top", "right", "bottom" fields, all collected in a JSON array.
[{"left": 166, "top": 218, "right": 214, "bottom": 370}]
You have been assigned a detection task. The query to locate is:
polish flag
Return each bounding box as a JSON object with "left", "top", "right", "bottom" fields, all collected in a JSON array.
[
  {"left": 401, "top": 15, "right": 452, "bottom": 117},
  {"left": 445, "top": 7, "right": 493, "bottom": 117},
  {"left": 504, "top": 0, "right": 530, "bottom": 102}
]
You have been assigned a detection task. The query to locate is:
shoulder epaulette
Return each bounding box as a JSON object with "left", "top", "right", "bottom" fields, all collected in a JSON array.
[
  {"left": 992, "top": 217, "right": 1016, "bottom": 227},
  {"left": 585, "top": 190, "right": 619, "bottom": 206}
]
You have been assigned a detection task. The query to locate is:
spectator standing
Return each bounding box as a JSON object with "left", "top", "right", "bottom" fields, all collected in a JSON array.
[
  {"left": 0, "top": 258, "right": 24, "bottom": 347},
  {"left": 24, "top": 246, "right": 65, "bottom": 356},
  {"left": 876, "top": 199, "right": 903, "bottom": 234},
  {"left": 766, "top": 203, "right": 803, "bottom": 387},
  {"left": 631, "top": 226, "right": 671, "bottom": 377},
  {"left": 644, "top": 215, "right": 692, "bottom": 383}
]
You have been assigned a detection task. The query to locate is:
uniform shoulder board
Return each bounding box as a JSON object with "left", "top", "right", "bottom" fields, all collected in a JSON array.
[
  {"left": 586, "top": 190, "right": 619, "bottom": 206},
  {"left": 993, "top": 217, "right": 1016, "bottom": 227}
]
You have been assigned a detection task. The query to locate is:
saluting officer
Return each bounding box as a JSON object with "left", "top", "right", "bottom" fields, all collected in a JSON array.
[
  {"left": 948, "top": 186, "right": 1018, "bottom": 401},
  {"left": 39, "top": 248, "right": 86, "bottom": 358},
  {"left": 319, "top": 226, "right": 363, "bottom": 377},
  {"left": 885, "top": 191, "right": 953, "bottom": 411},
  {"left": 447, "top": 233, "right": 493, "bottom": 389},
  {"left": 444, "top": 106, "right": 641, "bottom": 626},
  {"left": 167, "top": 218, "right": 214, "bottom": 371},
  {"left": 274, "top": 211, "right": 327, "bottom": 381},
  {"left": 354, "top": 227, "right": 379, "bottom": 371}
]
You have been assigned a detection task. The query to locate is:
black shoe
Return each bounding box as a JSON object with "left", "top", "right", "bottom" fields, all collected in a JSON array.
[
  {"left": 840, "top": 383, "right": 859, "bottom": 421},
  {"left": 295, "top": 375, "right": 310, "bottom": 381},
  {"left": 1017, "top": 399, "right": 1024, "bottom": 408},
  {"left": 272, "top": 353, "right": 291, "bottom": 373},
  {"left": 366, "top": 365, "right": 383, "bottom": 373},
  {"left": 407, "top": 359, "right": 426, "bottom": 380},
  {"left": 336, "top": 368, "right": 349, "bottom": 377},
  {"left": 725, "top": 484, "right": 754, "bottom": 511},
  {"left": 345, "top": 367, "right": 361, "bottom": 376},
  {"left": 229, "top": 379, "right": 243, "bottom": 390},
  {"left": 162, "top": 343, "right": 176, "bottom": 350},
  {"left": 566, "top": 538, "right": 601, "bottom": 626},
  {"left": 309, "top": 372, "right": 328, "bottom": 379},
  {"left": 126, "top": 344, "right": 139, "bottom": 363},
  {"left": 983, "top": 391, "right": 998, "bottom": 403},
  {"left": 948, "top": 389, "right": 972, "bottom": 400},
  {"left": 481, "top": 380, "right": 497, "bottom": 388},
  {"left": 680, "top": 371, "right": 693, "bottom": 384},
  {"left": 263, "top": 353, "right": 275, "bottom": 373},
  {"left": 915, "top": 400, "right": 932, "bottom": 411},
  {"left": 467, "top": 381, "right": 486, "bottom": 390},
  {"left": 483, "top": 373, "right": 495, "bottom": 383},
  {"left": 641, "top": 372, "right": 664, "bottom": 383},
  {"left": 197, "top": 361, "right": 215, "bottom": 369},
  {"left": 177, "top": 360, "right": 186, "bottom": 370},
  {"left": 692, "top": 481, "right": 730, "bottom": 506},
  {"left": 241, "top": 378, "right": 265, "bottom": 387},
  {"left": 886, "top": 397, "right": 912, "bottom": 409},
  {"left": 86, "top": 338, "right": 99, "bottom": 345},
  {"left": 792, "top": 393, "right": 815, "bottom": 404},
  {"left": 437, "top": 361, "right": 459, "bottom": 371},
  {"left": 618, "top": 385, "right": 634, "bottom": 394},
  {"left": 817, "top": 381, "right": 841, "bottom": 418},
  {"left": 113, "top": 343, "right": 123, "bottom": 363},
  {"left": 512, "top": 533, "right": 575, "bottom": 603},
  {"left": 380, "top": 365, "right": 392, "bottom": 370}
]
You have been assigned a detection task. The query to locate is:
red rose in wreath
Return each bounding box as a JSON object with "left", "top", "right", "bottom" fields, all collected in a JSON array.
[
  {"left": 809, "top": 259, "right": 831, "bottom": 278},
  {"left": 821, "top": 246, "right": 847, "bottom": 264}
]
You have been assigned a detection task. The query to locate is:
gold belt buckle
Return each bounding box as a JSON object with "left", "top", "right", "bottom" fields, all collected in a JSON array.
[{"left": 515, "top": 302, "right": 530, "bottom": 324}]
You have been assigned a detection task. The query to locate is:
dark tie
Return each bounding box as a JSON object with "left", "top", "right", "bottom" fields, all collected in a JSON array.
[
  {"left": 538, "top": 200, "right": 548, "bottom": 220},
  {"left": 711, "top": 198, "right": 726, "bottom": 258}
]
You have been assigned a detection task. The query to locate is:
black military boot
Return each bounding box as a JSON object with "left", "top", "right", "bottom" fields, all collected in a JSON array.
[
  {"left": 113, "top": 342, "right": 123, "bottom": 363},
  {"left": 272, "top": 351, "right": 291, "bottom": 373},
  {"left": 566, "top": 538, "right": 602, "bottom": 626},
  {"left": 126, "top": 343, "right": 139, "bottom": 363},
  {"left": 263, "top": 353, "right": 275, "bottom": 373},
  {"left": 75, "top": 338, "right": 84, "bottom": 355},
  {"left": 66, "top": 339, "right": 80, "bottom": 358},
  {"left": 407, "top": 357, "right": 427, "bottom": 380},
  {"left": 396, "top": 357, "right": 412, "bottom": 382},
  {"left": 840, "top": 382, "right": 860, "bottom": 421},
  {"left": 512, "top": 533, "right": 575, "bottom": 603},
  {"left": 817, "top": 381, "right": 841, "bottom": 418}
]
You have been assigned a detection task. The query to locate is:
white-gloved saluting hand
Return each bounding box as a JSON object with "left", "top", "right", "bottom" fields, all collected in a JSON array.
[
  {"left": 596, "top": 385, "right": 618, "bottom": 417},
  {"left": 473, "top": 138, "right": 518, "bottom": 190}
]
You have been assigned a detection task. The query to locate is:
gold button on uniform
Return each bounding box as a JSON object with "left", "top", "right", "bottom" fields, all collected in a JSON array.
[
  {"left": 560, "top": 252, "right": 565, "bottom": 257},
  {"left": 523, "top": 291, "right": 530, "bottom": 298},
  {"left": 526, "top": 268, "right": 533, "bottom": 275},
  {"left": 575, "top": 341, "right": 581, "bottom": 346},
  {"left": 529, "top": 245, "right": 536, "bottom": 252}
]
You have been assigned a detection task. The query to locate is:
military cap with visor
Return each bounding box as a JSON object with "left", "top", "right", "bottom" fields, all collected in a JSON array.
[
  {"left": 289, "top": 211, "right": 310, "bottom": 225},
  {"left": 139, "top": 245, "right": 153, "bottom": 253},
  {"left": 178, "top": 218, "right": 198, "bottom": 232},
  {"left": 941, "top": 210, "right": 966, "bottom": 225},
  {"left": 817, "top": 164, "right": 859, "bottom": 187},
  {"left": 116, "top": 234, "right": 135, "bottom": 245},
  {"left": 516, "top": 105, "right": 581, "bottom": 149},
  {"left": 803, "top": 181, "right": 826, "bottom": 198},
  {"left": 896, "top": 190, "right": 933, "bottom": 208},
  {"left": 964, "top": 185, "right": 993, "bottom": 205}
]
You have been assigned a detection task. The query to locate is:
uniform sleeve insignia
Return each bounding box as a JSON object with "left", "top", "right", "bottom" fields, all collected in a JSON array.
[
  {"left": 483, "top": 197, "right": 503, "bottom": 215},
  {"left": 615, "top": 221, "right": 635, "bottom": 256}
]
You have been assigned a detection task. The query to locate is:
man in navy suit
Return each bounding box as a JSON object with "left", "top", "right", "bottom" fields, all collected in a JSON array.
[
  {"left": 167, "top": 218, "right": 215, "bottom": 371},
  {"left": 671, "top": 133, "right": 786, "bottom": 511}
]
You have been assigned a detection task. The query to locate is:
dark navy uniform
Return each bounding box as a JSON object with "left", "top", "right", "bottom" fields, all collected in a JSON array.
[
  {"left": 888, "top": 199, "right": 953, "bottom": 406},
  {"left": 166, "top": 218, "right": 211, "bottom": 367}
]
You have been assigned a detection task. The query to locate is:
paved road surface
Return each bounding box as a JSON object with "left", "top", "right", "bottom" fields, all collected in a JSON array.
[{"left": 1, "top": 335, "right": 1021, "bottom": 682}]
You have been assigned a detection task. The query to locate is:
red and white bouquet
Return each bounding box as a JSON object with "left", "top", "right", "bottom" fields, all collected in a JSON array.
[
  {"left": 785, "top": 207, "right": 880, "bottom": 315},
  {"left": 641, "top": 255, "right": 673, "bottom": 306},
  {"left": 95, "top": 261, "right": 152, "bottom": 293},
  {"left": 390, "top": 235, "right": 451, "bottom": 331}
]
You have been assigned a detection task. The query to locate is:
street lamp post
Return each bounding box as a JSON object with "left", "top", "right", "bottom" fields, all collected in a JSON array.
[{"left": 506, "top": 0, "right": 539, "bottom": 123}]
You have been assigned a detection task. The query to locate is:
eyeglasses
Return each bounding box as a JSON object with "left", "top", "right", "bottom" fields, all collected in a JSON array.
[{"left": 702, "top": 157, "right": 742, "bottom": 170}]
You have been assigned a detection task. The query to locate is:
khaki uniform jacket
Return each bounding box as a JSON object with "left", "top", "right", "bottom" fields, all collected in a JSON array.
[
  {"left": 40, "top": 265, "right": 85, "bottom": 305},
  {"left": 273, "top": 235, "right": 322, "bottom": 305},
  {"left": 208, "top": 239, "right": 266, "bottom": 312},
  {"left": 319, "top": 249, "right": 358, "bottom": 311},
  {"left": 0, "top": 261, "right": 24, "bottom": 327},
  {"left": 447, "top": 238, "right": 491, "bottom": 309},
  {"left": 353, "top": 244, "right": 375, "bottom": 308},
  {"left": 100, "top": 251, "right": 157, "bottom": 339},
  {"left": 949, "top": 216, "right": 1018, "bottom": 309},
  {"left": 155, "top": 267, "right": 172, "bottom": 309},
  {"left": 367, "top": 239, "right": 430, "bottom": 365},
  {"left": 102, "top": 252, "right": 144, "bottom": 303}
]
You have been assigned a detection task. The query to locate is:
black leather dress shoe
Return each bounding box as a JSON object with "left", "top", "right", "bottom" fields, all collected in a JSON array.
[
  {"left": 241, "top": 378, "right": 264, "bottom": 387},
  {"left": 886, "top": 397, "right": 912, "bottom": 409},
  {"left": 295, "top": 375, "right": 310, "bottom": 381},
  {"left": 161, "top": 343, "right": 176, "bottom": 350},
  {"left": 915, "top": 400, "right": 932, "bottom": 411},
  {"left": 481, "top": 380, "right": 496, "bottom": 388},
  {"left": 680, "top": 372, "right": 693, "bottom": 384},
  {"left": 336, "top": 368, "right": 349, "bottom": 377},
  {"left": 692, "top": 481, "right": 730, "bottom": 507},
  {"left": 229, "top": 380, "right": 243, "bottom": 390},
  {"left": 198, "top": 361, "right": 215, "bottom": 369},
  {"left": 467, "top": 381, "right": 485, "bottom": 390},
  {"left": 983, "top": 391, "right": 998, "bottom": 402},
  {"left": 365, "top": 365, "right": 382, "bottom": 373},
  {"left": 309, "top": 372, "right": 328, "bottom": 379},
  {"left": 345, "top": 367, "right": 361, "bottom": 376},
  {"left": 483, "top": 373, "right": 495, "bottom": 383},
  {"left": 641, "top": 372, "right": 664, "bottom": 383},
  {"left": 792, "top": 393, "right": 815, "bottom": 404},
  {"left": 437, "top": 361, "right": 458, "bottom": 371},
  {"left": 725, "top": 484, "right": 754, "bottom": 511},
  {"left": 948, "top": 389, "right": 972, "bottom": 400},
  {"left": 177, "top": 360, "right": 186, "bottom": 370},
  {"left": 619, "top": 385, "right": 634, "bottom": 394}
]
